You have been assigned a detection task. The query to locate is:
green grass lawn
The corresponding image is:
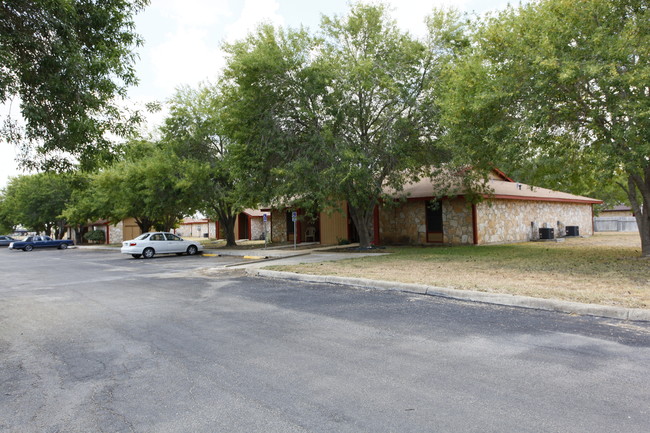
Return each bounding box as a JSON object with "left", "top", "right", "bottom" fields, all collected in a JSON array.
[{"left": 272, "top": 233, "right": 650, "bottom": 309}]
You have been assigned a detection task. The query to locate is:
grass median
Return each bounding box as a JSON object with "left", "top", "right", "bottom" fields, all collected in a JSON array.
[{"left": 270, "top": 233, "right": 649, "bottom": 309}]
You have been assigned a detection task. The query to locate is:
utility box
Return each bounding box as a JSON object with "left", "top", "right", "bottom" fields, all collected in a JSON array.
[
  {"left": 566, "top": 226, "right": 579, "bottom": 237},
  {"left": 539, "top": 227, "right": 554, "bottom": 240}
]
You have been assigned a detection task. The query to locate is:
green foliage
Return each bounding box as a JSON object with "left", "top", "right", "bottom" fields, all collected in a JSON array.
[
  {"left": 65, "top": 140, "right": 202, "bottom": 232},
  {"left": 0, "top": 194, "right": 14, "bottom": 233},
  {"left": 0, "top": 172, "right": 77, "bottom": 235},
  {"left": 0, "top": 0, "right": 149, "bottom": 171},
  {"left": 222, "top": 3, "right": 449, "bottom": 247},
  {"left": 440, "top": 0, "right": 650, "bottom": 255},
  {"left": 83, "top": 229, "right": 106, "bottom": 243},
  {"left": 160, "top": 84, "right": 247, "bottom": 246}
]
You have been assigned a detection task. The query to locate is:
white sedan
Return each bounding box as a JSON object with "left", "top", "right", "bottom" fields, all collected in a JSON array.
[{"left": 121, "top": 232, "right": 203, "bottom": 259}]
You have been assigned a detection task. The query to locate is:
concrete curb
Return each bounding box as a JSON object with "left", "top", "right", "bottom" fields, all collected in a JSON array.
[
  {"left": 247, "top": 269, "right": 650, "bottom": 322},
  {"left": 225, "top": 253, "right": 311, "bottom": 268}
]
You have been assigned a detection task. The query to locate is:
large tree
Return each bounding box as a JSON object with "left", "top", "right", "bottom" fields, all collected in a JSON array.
[
  {"left": 0, "top": 172, "right": 76, "bottom": 236},
  {"left": 0, "top": 0, "right": 148, "bottom": 170},
  {"left": 65, "top": 141, "right": 202, "bottom": 233},
  {"left": 161, "top": 85, "right": 246, "bottom": 247},
  {"left": 440, "top": 0, "right": 650, "bottom": 256},
  {"left": 223, "top": 3, "right": 447, "bottom": 247}
]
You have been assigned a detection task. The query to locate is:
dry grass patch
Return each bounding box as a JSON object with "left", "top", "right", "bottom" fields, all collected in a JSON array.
[{"left": 271, "top": 233, "right": 650, "bottom": 309}]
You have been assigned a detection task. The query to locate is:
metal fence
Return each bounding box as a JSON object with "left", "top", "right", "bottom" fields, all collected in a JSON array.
[{"left": 593, "top": 217, "right": 638, "bottom": 232}]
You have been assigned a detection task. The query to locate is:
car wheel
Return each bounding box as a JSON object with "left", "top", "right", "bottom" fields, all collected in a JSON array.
[
  {"left": 24, "top": 245, "right": 33, "bottom": 252},
  {"left": 131, "top": 254, "right": 141, "bottom": 259},
  {"left": 142, "top": 248, "right": 155, "bottom": 259},
  {"left": 186, "top": 245, "right": 198, "bottom": 256},
  {"left": 59, "top": 243, "right": 68, "bottom": 249}
]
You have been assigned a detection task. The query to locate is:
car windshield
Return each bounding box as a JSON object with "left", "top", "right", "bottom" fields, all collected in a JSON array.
[{"left": 135, "top": 233, "right": 151, "bottom": 240}]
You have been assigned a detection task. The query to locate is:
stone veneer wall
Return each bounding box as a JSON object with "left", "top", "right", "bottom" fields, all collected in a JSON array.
[
  {"left": 271, "top": 210, "right": 288, "bottom": 243},
  {"left": 378, "top": 198, "right": 474, "bottom": 245},
  {"left": 475, "top": 199, "right": 593, "bottom": 244},
  {"left": 443, "top": 198, "right": 474, "bottom": 245},
  {"left": 250, "top": 218, "right": 266, "bottom": 240},
  {"left": 177, "top": 223, "right": 210, "bottom": 238},
  {"left": 109, "top": 222, "right": 124, "bottom": 244},
  {"left": 379, "top": 201, "right": 425, "bottom": 244},
  {"left": 208, "top": 221, "right": 217, "bottom": 239}
]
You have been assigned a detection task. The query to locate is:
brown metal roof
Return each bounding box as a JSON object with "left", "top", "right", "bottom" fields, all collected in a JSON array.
[
  {"left": 243, "top": 209, "right": 266, "bottom": 217},
  {"left": 396, "top": 175, "right": 602, "bottom": 205},
  {"left": 601, "top": 205, "right": 632, "bottom": 212}
]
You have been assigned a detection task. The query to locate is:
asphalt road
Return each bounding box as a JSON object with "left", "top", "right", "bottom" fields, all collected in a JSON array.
[{"left": 1, "top": 248, "right": 649, "bottom": 433}]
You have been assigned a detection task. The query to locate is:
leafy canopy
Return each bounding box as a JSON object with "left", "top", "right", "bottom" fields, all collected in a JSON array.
[
  {"left": 0, "top": 0, "right": 149, "bottom": 170},
  {"left": 440, "top": 0, "right": 650, "bottom": 255},
  {"left": 161, "top": 84, "right": 248, "bottom": 246},
  {"left": 0, "top": 172, "right": 77, "bottom": 235},
  {"left": 222, "top": 3, "right": 449, "bottom": 247},
  {"left": 64, "top": 141, "right": 202, "bottom": 232}
]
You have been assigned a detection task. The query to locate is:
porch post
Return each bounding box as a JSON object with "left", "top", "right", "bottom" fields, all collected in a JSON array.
[
  {"left": 373, "top": 205, "right": 380, "bottom": 246},
  {"left": 472, "top": 204, "right": 479, "bottom": 245}
]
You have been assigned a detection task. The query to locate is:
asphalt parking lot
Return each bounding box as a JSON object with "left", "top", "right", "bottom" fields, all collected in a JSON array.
[{"left": 1, "top": 247, "right": 649, "bottom": 433}]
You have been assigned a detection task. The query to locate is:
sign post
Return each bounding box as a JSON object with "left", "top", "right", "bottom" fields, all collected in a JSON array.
[
  {"left": 291, "top": 211, "right": 297, "bottom": 249},
  {"left": 263, "top": 214, "right": 268, "bottom": 249}
]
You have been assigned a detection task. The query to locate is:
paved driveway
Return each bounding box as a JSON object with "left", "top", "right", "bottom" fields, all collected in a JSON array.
[{"left": 1, "top": 248, "right": 649, "bottom": 432}]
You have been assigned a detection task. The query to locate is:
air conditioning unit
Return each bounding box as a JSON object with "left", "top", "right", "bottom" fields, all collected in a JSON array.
[
  {"left": 539, "top": 227, "right": 554, "bottom": 240},
  {"left": 566, "top": 226, "right": 579, "bottom": 237}
]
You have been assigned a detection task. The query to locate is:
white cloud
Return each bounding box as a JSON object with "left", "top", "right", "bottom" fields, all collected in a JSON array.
[
  {"left": 224, "top": 0, "right": 284, "bottom": 43},
  {"left": 135, "top": 0, "right": 233, "bottom": 98},
  {"left": 0, "top": 142, "right": 22, "bottom": 189},
  {"left": 154, "top": 0, "right": 232, "bottom": 26},
  {"left": 134, "top": 0, "right": 286, "bottom": 99},
  {"left": 385, "top": 0, "right": 469, "bottom": 37},
  {"left": 149, "top": 27, "right": 224, "bottom": 94}
]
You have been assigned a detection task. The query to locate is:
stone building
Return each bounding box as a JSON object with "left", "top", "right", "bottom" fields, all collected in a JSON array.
[{"left": 267, "top": 170, "right": 601, "bottom": 246}]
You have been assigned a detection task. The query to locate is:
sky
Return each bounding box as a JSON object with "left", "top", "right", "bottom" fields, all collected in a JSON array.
[{"left": 0, "top": 0, "right": 510, "bottom": 189}]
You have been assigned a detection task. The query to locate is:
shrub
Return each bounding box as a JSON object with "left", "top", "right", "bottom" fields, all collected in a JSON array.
[{"left": 84, "top": 229, "right": 106, "bottom": 243}]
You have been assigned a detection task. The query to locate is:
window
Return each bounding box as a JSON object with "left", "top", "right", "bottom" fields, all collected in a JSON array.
[
  {"left": 150, "top": 233, "right": 165, "bottom": 241},
  {"left": 165, "top": 233, "right": 181, "bottom": 241}
]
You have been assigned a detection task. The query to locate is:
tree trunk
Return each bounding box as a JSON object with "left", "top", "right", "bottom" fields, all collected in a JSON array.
[
  {"left": 348, "top": 202, "right": 375, "bottom": 248},
  {"left": 219, "top": 213, "right": 238, "bottom": 247},
  {"left": 155, "top": 215, "right": 177, "bottom": 232},
  {"left": 135, "top": 217, "right": 153, "bottom": 234},
  {"left": 55, "top": 220, "right": 66, "bottom": 239},
  {"left": 73, "top": 226, "right": 83, "bottom": 244},
  {"left": 626, "top": 172, "right": 650, "bottom": 257},
  {"left": 639, "top": 213, "right": 650, "bottom": 257}
]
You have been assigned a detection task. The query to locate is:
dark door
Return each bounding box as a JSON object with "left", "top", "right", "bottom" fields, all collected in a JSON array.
[
  {"left": 238, "top": 213, "right": 249, "bottom": 240},
  {"left": 426, "top": 200, "right": 443, "bottom": 243}
]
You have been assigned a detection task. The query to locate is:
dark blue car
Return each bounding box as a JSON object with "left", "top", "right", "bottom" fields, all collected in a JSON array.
[
  {"left": 9, "top": 235, "right": 74, "bottom": 251},
  {"left": 0, "top": 235, "right": 16, "bottom": 246}
]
